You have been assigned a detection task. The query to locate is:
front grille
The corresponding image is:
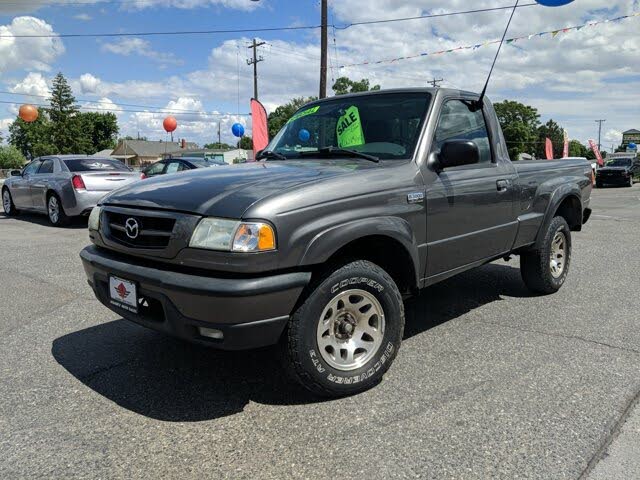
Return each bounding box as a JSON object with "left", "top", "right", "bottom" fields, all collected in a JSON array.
[{"left": 105, "top": 210, "right": 176, "bottom": 249}]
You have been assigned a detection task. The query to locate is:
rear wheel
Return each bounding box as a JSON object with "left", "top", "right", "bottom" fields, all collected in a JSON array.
[
  {"left": 281, "top": 260, "right": 404, "bottom": 397},
  {"left": 2, "top": 188, "right": 18, "bottom": 216},
  {"left": 47, "top": 193, "right": 69, "bottom": 226},
  {"left": 520, "top": 216, "right": 571, "bottom": 294}
]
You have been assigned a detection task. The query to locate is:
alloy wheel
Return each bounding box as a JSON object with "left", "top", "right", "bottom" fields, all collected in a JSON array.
[{"left": 549, "top": 231, "right": 566, "bottom": 278}]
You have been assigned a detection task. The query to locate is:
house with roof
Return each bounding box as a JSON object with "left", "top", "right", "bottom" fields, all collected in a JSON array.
[{"left": 111, "top": 139, "right": 199, "bottom": 166}]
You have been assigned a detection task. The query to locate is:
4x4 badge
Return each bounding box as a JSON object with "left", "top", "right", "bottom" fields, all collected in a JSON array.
[{"left": 407, "top": 192, "right": 425, "bottom": 204}]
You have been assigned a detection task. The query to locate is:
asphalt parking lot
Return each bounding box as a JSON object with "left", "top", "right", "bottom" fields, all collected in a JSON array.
[{"left": 1, "top": 185, "right": 639, "bottom": 479}]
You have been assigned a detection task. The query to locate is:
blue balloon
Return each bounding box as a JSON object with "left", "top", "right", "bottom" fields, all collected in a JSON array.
[
  {"left": 298, "top": 129, "right": 310, "bottom": 142},
  {"left": 231, "top": 123, "right": 245, "bottom": 138},
  {"left": 535, "top": 0, "right": 574, "bottom": 6}
]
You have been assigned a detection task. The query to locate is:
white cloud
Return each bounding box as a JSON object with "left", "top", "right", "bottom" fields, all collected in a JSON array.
[
  {"left": 604, "top": 129, "right": 623, "bottom": 144},
  {"left": 81, "top": 97, "right": 124, "bottom": 115},
  {"left": 78, "top": 73, "right": 101, "bottom": 94},
  {"left": 9, "top": 72, "right": 50, "bottom": 98},
  {"left": 0, "top": 17, "right": 64, "bottom": 74},
  {"left": 73, "top": 13, "right": 92, "bottom": 21},
  {"left": 101, "top": 37, "right": 184, "bottom": 66}
]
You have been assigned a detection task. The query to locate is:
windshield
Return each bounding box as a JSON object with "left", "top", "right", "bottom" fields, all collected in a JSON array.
[
  {"left": 605, "top": 159, "right": 632, "bottom": 167},
  {"left": 64, "top": 158, "right": 131, "bottom": 172},
  {"left": 266, "top": 92, "right": 431, "bottom": 160},
  {"left": 189, "top": 159, "right": 225, "bottom": 168}
]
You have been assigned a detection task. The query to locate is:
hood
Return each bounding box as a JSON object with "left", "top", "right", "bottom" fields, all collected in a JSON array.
[{"left": 102, "top": 160, "right": 375, "bottom": 218}]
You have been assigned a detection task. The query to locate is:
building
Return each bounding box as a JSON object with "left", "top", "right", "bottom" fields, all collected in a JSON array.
[
  {"left": 111, "top": 140, "right": 199, "bottom": 166},
  {"left": 622, "top": 129, "right": 640, "bottom": 148},
  {"left": 91, "top": 149, "right": 115, "bottom": 158}
]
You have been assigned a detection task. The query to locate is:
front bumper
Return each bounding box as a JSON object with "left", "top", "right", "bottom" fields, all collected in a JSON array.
[
  {"left": 596, "top": 174, "right": 631, "bottom": 185},
  {"left": 80, "top": 245, "right": 311, "bottom": 350}
]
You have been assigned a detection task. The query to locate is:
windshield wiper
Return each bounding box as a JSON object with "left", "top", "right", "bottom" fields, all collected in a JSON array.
[
  {"left": 256, "top": 150, "right": 287, "bottom": 160},
  {"left": 300, "top": 146, "right": 379, "bottom": 163}
]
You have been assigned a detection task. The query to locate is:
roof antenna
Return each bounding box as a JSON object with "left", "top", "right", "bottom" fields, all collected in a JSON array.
[{"left": 473, "top": 0, "right": 520, "bottom": 111}]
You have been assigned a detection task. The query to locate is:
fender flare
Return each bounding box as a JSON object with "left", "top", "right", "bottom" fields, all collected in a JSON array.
[
  {"left": 534, "top": 185, "right": 582, "bottom": 249},
  {"left": 300, "top": 216, "right": 421, "bottom": 287}
]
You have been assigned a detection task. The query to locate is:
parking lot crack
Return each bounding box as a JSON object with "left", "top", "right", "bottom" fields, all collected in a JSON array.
[{"left": 477, "top": 320, "right": 640, "bottom": 356}]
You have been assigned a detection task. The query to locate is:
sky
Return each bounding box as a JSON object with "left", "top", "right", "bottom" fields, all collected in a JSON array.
[{"left": 0, "top": 0, "right": 638, "bottom": 149}]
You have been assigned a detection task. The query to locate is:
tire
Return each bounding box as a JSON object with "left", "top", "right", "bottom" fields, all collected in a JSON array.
[
  {"left": 2, "top": 188, "right": 19, "bottom": 216},
  {"left": 281, "top": 260, "right": 405, "bottom": 397},
  {"left": 628, "top": 175, "right": 634, "bottom": 187},
  {"left": 520, "top": 216, "right": 571, "bottom": 295},
  {"left": 47, "top": 192, "right": 70, "bottom": 226}
]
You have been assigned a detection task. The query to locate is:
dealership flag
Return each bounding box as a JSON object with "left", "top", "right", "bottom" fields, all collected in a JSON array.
[
  {"left": 545, "top": 137, "right": 554, "bottom": 160},
  {"left": 588, "top": 139, "right": 604, "bottom": 166},
  {"left": 563, "top": 130, "right": 569, "bottom": 158},
  {"left": 250, "top": 98, "right": 269, "bottom": 160}
]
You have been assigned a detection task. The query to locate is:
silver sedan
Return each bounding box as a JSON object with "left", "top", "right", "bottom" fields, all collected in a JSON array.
[{"left": 2, "top": 155, "right": 140, "bottom": 226}]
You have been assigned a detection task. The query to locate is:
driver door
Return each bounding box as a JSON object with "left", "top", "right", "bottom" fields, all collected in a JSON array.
[{"left": 11, "top": 159, "right": 42, "bottom": 208}]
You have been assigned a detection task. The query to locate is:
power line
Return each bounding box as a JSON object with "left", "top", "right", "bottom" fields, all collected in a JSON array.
[{"left": 0, "top": 4, "right": 539, "bottom": 38}]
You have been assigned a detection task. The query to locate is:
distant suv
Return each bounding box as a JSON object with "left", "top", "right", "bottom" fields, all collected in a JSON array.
[{"left": 595, "top": 157, "right": 639, "bottom": 188}]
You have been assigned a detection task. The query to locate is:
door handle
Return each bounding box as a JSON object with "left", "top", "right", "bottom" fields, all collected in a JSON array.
[{"left": 496, "top": 179, "right": 510, "bottom": 192}]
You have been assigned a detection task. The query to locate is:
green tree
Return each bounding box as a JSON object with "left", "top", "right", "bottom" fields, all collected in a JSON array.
[
  {"left": 237, "top": 136, "right": 253, "bottom": 149},
  {"left": 493, "top": 100, "right": 540, "bottom": 161},
  {"left": 536, "top": 119, "right": 565, "bottom": 159},
  {"left": 332, "top": 77, "right": 381, "bottom": 95},
  {"left": 8, "top": 115, "right": 55, "bottom": 159},
  {"left": 0, "top": 145, "right": 26, "bottom": 169},
  {"left": 267, "top": 97, "right": 316, "bottom": 138},
  {"left": 568, "top": 139, "right": 588, "bottom": 157},
  {"left": 78, "top": 112, "right": 119, "bottom": 153},
  {"left": 48, "top": 72, "right": 82, "bottom": 154},
  {"left": 204, "top": 142, "right": 233, "bottom": 150}
]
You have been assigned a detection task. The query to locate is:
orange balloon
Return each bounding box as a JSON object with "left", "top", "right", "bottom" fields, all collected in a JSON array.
[
  {"left": 163, "top": 116, "right": 177, "bottom": 133},
  {"left": 19, "top": 104, "right": 38, "bottom": 123}
]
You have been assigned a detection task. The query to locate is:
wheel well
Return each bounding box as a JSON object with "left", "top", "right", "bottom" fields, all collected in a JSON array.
[
  {"left": 317, "top": 235, "right": 418, "bottom": 294},
  {"left": 554, "top": 195, "right": 582, "bottom": 231}
]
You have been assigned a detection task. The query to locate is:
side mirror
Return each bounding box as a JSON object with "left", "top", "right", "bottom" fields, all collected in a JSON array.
[
  {"left": 438, "top": 140, "right": 480, "bottom": 170},
  {"left": 10, "top": 169, "right": 22, "bottom": 177},
  {"left": 255, "top": 149, "right": 264, "bottom": 160}
]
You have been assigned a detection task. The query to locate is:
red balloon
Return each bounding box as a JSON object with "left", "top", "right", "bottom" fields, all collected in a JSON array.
[
  {"left": 19, "top": 104, "right": 38, "bottom": 123},
  {"left": 163, "top": 116, "right": 177, "bottom": 133}
]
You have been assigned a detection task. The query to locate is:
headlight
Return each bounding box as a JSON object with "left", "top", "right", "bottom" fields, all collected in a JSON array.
[
  {"left": 88, "top": 206, "right": 101, "bottom": 231},
  {"left": 189, "top": 218, "right": 276, "bottom": 252}
]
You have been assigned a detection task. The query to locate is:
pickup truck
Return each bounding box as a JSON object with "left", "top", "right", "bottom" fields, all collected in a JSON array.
[{"left": 80, "top": 88, "right": 592, "bottom": 397}]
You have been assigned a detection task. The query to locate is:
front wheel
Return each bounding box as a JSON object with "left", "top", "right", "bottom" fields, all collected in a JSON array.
[
  {"left": 47, "top": 193, "right": 69, "bottom": 226},
  {"left": 628, "top": 175, "right": 634, "bottom": 187},
  {"left": 281, "top": 260, "right": 405, "bottom": 397},
  {"left": 520, "top": 216, "right": 572, "bottom": 294},
  {"left": 2, "top": 188, "right": 19, "bottom": 216}
]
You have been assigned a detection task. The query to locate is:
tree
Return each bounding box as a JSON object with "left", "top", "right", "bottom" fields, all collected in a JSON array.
[
  {"left": 8, "top": 115, "right": 55, "bottom": 159},
  {"left": 536, "top": 119, "right": 565, "bottom": 159},
  {"left": 237, "top": 136, "right": 253, "bottom": 150},
  {"left": 204, "top": 142, "right": 233, "bottom": 150},
  {"left": 122, "top": 135, "right": 148, "bottom": 141},
  {"left": 267, "top": 97, "right": 316, "bottom": 138},
  {"left": 78, "top": 112, "right": 119, "bottom": 153},
  {"left": 568, "top": 140, "right": 588, "bottom": 157},
  {"left": 48, "top": 72, "right": 82, "bottom": 154},
  {"left": 0, "top": 145, "right": 26, "bottom": 169},
  {"left": 332, "top": 77, "right": 381, "bottom": 95},
  {"left": 493, "top": 100, "right": 540, "bottom": 161}
]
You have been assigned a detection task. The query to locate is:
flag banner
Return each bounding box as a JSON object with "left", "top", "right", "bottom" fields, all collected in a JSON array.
[
  {"left": 588, "top": 139, "right": 604, "bottom": 166},
  {"left": 250, "top": 98, "right": 269, "bottom": 161},
  {"left": 338, "top": 13, "right": 638, "bottom": 69},
  {"left": 563, "top": 130, "right": 569, "bottom": 158},
  {"left": 545, "top": 138, "right": 554, "bottom": 160}
]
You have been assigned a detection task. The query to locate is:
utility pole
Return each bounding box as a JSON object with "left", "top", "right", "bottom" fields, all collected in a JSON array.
[
  {"left": 247, "top": 38, "right": 265, "bottom": 100},
  {"left": 319, "top": 0, "right": 328, "bottom": 98},
  {"left": 217, "top": 122, "right": 221, "bottom": 146},
  {"left": 595, "top": 119, "right": 606, "bottom": 151},
  {"left": 428, "top": 78, "right": 444, "bottom": 88}
]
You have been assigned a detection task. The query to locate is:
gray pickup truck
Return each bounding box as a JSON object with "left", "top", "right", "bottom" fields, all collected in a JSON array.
[{"left": 80, "top": 88, "right": 592, "bottom": 396}]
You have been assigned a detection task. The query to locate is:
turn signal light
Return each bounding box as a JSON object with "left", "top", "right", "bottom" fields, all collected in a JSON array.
[{"left": 72, "top": 175, "right": 86, "bottom": 190}]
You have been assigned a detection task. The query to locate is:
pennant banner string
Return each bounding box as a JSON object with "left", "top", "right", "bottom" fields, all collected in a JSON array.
[{"left": 338, "top": 12, "right": 639, "bottom": 69}]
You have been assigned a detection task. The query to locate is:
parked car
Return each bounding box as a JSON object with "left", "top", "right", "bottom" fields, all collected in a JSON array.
[
  {"left": 141, "top": 157, "right": 227, "bottom": 179},
  {"left": 2, "top": 155, "right": 139, "bottom": 226},
  {"left": 80, "top": 88, "right": 592, "bottom": 397},
  {"left": 595, "top": 157, "right": 639, "bottom": 188}
]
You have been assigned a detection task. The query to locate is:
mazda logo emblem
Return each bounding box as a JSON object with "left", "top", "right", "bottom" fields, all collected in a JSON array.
[{"left": 124, "top": 218, "right": 139, "bottom": 239}]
